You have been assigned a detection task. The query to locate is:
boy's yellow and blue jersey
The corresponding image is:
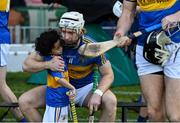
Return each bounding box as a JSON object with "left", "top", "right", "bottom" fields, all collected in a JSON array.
[
  {"left": 127, "top": 0, "right": 180, "bottom": 45},
  {"left": 44, "top": 55, "right": 70, "bottom": 107},
  {"left": 63, "top": 35, "right": 107, "bottom": 89},
  {"left": 0, "top": 0, "right": 10, "bottom": 44}
]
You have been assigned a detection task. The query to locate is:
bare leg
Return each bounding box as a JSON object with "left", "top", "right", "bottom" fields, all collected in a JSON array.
[
  {"left": 139, "top": 107, "right": 148, "bottom": 117},
  {"left": 0, "top": 67, "right": 24, "bottom": 120},
  {"left": 140, "top": 74, "right": 166, "bottom": 121},
  {"left": 139, "top": 95, "right": 148, "bottom": 117},
  {"left": 137, "top": 95, "right": 148, "bottom": 122},
  {"left": 19, "top": 85, "right": 46, "bottom": 122},
  {"left": 99, "top": 90, "right": 117, "bottom": 122},
  {"left": 165, "top": 77, "right": 180, "bottom": 121}
]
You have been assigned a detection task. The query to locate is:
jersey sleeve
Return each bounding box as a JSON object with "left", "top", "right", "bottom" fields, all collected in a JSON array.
[
  {"left": 48, "top": 70, "right": 64, "bottom": 81},
  {"left": 94, "top": 53, "right": 108, "bottom": 66},
  {"left": 0, "top": 0, "right": 10, "bottom": 12}
]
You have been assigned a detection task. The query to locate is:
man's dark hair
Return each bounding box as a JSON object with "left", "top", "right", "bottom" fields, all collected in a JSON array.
[{"left": 35, "top": 30, "right": 64, "bottom": 56}]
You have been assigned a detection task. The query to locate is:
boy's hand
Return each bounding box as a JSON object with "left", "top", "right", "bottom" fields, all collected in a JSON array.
[{"left": 67, "top": 89, "right": 76, "bottom": 101}]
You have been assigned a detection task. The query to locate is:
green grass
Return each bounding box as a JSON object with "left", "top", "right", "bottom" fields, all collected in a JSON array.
[{"left": 0, "top": 72, "right": 142, "bottom": 122}]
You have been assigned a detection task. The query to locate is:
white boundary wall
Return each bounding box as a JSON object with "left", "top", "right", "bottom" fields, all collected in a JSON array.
[{"left": 7, "top": 44, "right": 35, "bottom": 72}]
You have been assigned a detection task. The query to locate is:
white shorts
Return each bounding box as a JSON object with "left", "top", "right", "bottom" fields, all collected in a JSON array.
[
  {"left": 136, "top": 44, "right": 180, "bottom": 79},
  {"left": 43, "top": 105, "right": 69, "bottom": 123},
  {"left": 75, "top": 83, "right": 93, "bottom": 106},
  {"left": 0, "top": 44, "right": 9, "bottom": 67}
]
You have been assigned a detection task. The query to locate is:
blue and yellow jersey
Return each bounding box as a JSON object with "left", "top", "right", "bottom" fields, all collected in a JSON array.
[
  {"left": 126, "top": 0, "right": 180, "bottom": 45},
  {"left": 44, "top": 55, "right": 70, "bottom": 107},
  {"left": 127, "top": 0, "right": 177, "bottom": 11},
  {"left": 63, "top": 35, "right": 108, "bottom": 89},
  {"left": 0, "top": 0, "right": 10, "bottom": 44}
]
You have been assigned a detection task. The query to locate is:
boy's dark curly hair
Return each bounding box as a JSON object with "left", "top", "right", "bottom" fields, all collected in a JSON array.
[{"left": 35, "top": 30, "right": 64, "bottom": 56}]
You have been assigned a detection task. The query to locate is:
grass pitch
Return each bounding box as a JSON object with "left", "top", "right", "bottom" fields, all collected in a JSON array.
[{"left": 0, "top": 72, "right": 141, "bottom": 122}]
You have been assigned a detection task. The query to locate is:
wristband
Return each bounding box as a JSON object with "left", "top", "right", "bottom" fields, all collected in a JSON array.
[{"left": 94, "top": 89, "right": 103, "bottom": 97}]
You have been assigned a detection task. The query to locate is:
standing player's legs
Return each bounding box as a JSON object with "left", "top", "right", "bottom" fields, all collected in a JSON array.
[
  {"left": 138, "top": 107, "right": 148, "bottom": 122},
  {"left": 19, "top": 85, "right": 46, "bottom": 122},
  {"left": 165, "top": 77, "right": 180, "bottom": 121},
  {"left": 137, "top": 95, "right": 148, "bottom": 122},
  {"left": 0, "top": 44, "right": 24, "bottom": 120},
  {"left": 140, "top": 74, "right": 165, "bottom": 121},
  {"left": 164, "top": 46, "right": 180, "bottom": 121},
  {"left": 136, "top": 45, "right": 166, "bottom": 121}
]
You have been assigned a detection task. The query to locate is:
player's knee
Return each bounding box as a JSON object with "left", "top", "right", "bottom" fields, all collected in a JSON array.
[
  {"left": 167, "top": 113, "right": 180, "bottom": 122},
  {"left": 147, "top": 106, "right": 164, "bottom": 121},
  {"left": 147, "top": 109, "right": 156, "bottom": 120},
  {"left": 19, "top": 94, "right": 32, "bottom": 110},
  {"left": 0, "top": 80, "right": 7, "bottom": 89},
  {"left": 103, "top": 93, "right": 117, "bottom": 112},
  {"left": 109, "top": 95, "right": 117, "bottom": 109}
]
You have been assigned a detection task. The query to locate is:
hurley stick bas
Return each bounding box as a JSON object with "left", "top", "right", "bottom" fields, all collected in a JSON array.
[
  {"left": 88, "top": 111, "right": 95, "bottom": 123},
  {"left": 78, "top": 23, "right": 162, "bottom": 57},
  {"left": 66, "top": 92, "right": 78, "bottom": 123},
  {"left": 70, "top": 100, "right": 78, "bottom": 123},
  {"left": 88, "top": 66, "right": 99, "bottom": 123}
]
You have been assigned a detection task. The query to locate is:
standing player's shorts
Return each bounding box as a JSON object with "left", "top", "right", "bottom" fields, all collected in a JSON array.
[
  {"left": 43, "top": 105, "right": 69, "bottom": 123},
  {"left": 136, "top": 44, "right": 180, "bottom": 79},
  {"left": 0, "top": 44, "right": 9, "bottom": 67},
  {"left": 75, "top": 83, "right": 93, "bottom": 106}
]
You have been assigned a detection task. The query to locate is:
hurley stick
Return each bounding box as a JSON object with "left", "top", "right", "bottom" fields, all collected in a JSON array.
[
  {"left": 78, "top": 23, "right": 162, "bottom": 57},
  {"left": 67, "top": 92, "right": 78, "bottom": 123},
  {"left": 88, "top": 66, "right": 99, "bottom": 123}
]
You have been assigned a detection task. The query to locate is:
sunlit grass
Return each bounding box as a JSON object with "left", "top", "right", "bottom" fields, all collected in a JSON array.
[{"left": 0, "top": 72, "right": 141, "bottom": 122}]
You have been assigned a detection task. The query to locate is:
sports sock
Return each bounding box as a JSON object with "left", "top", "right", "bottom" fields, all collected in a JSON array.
[
  {"left": 137, "top": 115, "right": 148, "bottom": 122},
  {"left": 19, "top": 117, "right": 28, "bottom": 122}
]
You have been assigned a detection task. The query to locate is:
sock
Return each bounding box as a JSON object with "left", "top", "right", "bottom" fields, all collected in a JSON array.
[
  {"left": 137, "top": 115, "right": 148, "bottom": 122},
  {"left": 19, "top": 117, "right": 28, "bottom": 122},
  {"left": 138, "top": 95, "right": 142, "bottom": 103}
]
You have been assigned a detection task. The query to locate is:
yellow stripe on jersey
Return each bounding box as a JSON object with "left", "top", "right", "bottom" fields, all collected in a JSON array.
[
  {"left": 100, "top": 54, "right": 107, "bottom": 65},
  {"left": 82, "top": 37, "right": 94, "bottom": 44},
  {"left": 47, "top": 71, "right": 69, "bottom": 88},
  {"left": 0, "top": 0, "right": 10, "bottom": 12},
  {"left": 137, "top": 0, "right": 176, "bottom": 11},
  {"left": 68, "top": 64, "right": 95, "bottom": 79}
]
